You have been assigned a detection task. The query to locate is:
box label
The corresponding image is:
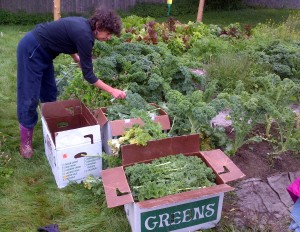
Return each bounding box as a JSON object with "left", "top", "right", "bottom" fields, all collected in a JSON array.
[
  {"left": 62, "top": 160, "right": 81, "bottom": 180},
  {"left": 140, "top": 196, "right": 219, "bottom": 232},
  {"left": 84, "top": 156, "right": 100, "bottom": 172}
]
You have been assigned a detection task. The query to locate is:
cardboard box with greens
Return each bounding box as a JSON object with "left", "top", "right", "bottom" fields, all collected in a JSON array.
[
  {"left": 93, "top": 103, "right": 171, "bottom": 154},
  {"left": 102, "top": 134, "right": 245, "bottom": 232}
]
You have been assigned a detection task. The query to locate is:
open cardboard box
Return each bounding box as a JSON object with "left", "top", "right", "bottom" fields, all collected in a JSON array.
[
  {"left": 40, "top": 99, "right": 102, "bottom": 188},
  {"left": 102, "top": 134, "right": 245, "bottom": 232},
  {"left": 93, "top": 103, "right": 171, "bottom": 154}
]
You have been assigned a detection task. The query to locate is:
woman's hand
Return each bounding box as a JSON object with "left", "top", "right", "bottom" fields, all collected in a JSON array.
[
  {"left": 93, "top": 80, "right": 126, "bottom": 99},
  {"left": 110, "top": 88, "right": 127, "bottom": 99}
]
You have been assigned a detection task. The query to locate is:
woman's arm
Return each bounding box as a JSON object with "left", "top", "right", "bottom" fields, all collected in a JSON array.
[
  {"left": 71, "top": 53, "right": 125, "bottom": 99},
  {"left": 70, "top": 53, "right": 80, "bottom": 67},
  {"left": 93, "top": 79, "right": 126, "bottom": 99}
]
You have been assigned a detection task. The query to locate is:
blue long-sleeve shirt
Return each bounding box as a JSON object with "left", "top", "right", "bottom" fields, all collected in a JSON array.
[{"left": 32, "top": 17, "right": 98, "bottom": 84}]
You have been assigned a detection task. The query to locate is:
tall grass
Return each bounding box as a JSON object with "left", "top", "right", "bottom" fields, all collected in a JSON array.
[
  {"left": 205, "top": 52, "right": 255, "bottom": 93},
  {"left": 252, "top": 12, "right": 300, "bottom": 41}
]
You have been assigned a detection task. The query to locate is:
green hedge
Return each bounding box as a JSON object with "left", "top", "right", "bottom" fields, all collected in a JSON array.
[{"left": 0, "top": 10, "right": 52, "bottom": 25}]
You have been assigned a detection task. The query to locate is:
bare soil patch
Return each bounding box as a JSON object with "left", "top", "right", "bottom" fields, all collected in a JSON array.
[{"left": 218, "top": 123, "right": 300, "bottom": 231}]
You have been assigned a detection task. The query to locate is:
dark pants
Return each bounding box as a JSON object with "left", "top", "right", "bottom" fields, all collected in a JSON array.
[{"left": 17, "top": 31, "right": 57, "bottom": 129}]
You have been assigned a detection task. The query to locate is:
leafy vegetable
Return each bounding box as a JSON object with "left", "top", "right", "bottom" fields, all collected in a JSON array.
[
  {"left": 107, "top": 91, "right": 156, "bottom": 120},
  {"left": 118, "top": 109, "right": 167, "bottom": 146},
  {"left": 125, "top": 154, "right": 216, "bottom": 201}
]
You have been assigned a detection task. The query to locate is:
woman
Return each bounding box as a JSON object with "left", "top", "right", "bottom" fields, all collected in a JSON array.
[{"left": 17, "top": 8, "right": 126, "bottom": 159}]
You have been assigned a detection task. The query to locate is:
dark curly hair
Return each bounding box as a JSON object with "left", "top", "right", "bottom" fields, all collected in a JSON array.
[{"left": 89, "top": 8, "right": 122, "bottom": 36}]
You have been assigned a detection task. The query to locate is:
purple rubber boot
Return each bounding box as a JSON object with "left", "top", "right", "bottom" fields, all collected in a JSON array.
[{"left": 19, "top": 124, "right": 34, "bottom": 159}]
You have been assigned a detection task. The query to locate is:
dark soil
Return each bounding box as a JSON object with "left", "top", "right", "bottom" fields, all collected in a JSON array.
[{"left": 217, "top": 123, "right": 300, "bottom": 231}]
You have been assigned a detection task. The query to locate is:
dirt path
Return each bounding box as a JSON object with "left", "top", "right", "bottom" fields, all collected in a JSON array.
[{"left": 223, "top": 172, "right": 299, "bottom": 231}]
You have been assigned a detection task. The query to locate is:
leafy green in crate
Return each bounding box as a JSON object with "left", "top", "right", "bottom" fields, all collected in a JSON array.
[
  {"left": 125, "top": 154, "right": 216, "bottom": 202},
  {"left": 107, "top": 109, "right": 168, "bottom": 159},
  {"left": 118, "top": 109, "right": 167, "bottom": 146}
]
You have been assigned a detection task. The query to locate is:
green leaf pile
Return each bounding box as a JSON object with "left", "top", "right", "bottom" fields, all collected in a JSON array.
[{"left": 125, "top": 154, "right": 216, "bottom": 202}]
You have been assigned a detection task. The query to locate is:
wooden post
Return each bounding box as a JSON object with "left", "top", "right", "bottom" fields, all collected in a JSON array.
[
  {"left": 54, "top": 0, "right": 61, "bottom": 21},
  {"left": 196, "top": 0, "right": 205, "bottom": 22}
]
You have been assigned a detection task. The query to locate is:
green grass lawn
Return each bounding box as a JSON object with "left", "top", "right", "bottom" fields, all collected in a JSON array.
[{"left": 0, "top": 8, "right": 299, "bottom": 231}]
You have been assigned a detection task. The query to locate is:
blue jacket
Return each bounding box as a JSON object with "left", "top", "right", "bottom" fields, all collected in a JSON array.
[{"left": 32, "top": 17, "right": 97, "bottom": 84}]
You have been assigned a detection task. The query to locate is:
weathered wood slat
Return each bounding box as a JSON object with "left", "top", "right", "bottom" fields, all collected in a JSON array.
[
  {"left": 0, "top": 0, "right": 165, "bottom": 13},
  {"left": 2, "top": 0, "right": 299, "bottom": 14}
]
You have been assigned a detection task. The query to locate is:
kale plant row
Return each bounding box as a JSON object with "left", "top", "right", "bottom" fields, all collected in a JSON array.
[{"left": 57, "top": 16, "right": 300, "bottom": 154}]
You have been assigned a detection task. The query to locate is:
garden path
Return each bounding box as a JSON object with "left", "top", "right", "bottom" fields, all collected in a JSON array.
[{"left": 226, "top": 172, "right": 299, "bottom": 231}]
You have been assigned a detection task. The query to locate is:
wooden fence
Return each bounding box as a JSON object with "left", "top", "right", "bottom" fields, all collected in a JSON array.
[
  {"left": 0, "top": 0, "right": 166, "bottom": 13},
  {"left": 243, "top": 0, "right": 300, "bottom": 9},
  {"left": 1, "top": 0, "right": 299, "bottom": 14}
]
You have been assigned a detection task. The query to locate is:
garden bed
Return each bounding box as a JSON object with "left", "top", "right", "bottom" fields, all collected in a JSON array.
[{"left": 219, "top": 122, "right": 300, "bottom": 231}]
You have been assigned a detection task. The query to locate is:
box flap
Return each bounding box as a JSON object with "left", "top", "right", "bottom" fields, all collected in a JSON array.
[
  {"left": 94, "top": 104, "right": 171, "bottom": 137},
  {"left": 41, "top": 99, "right": 82, "bottom": 118},
  {"left": 149, "top": 103, "right": 171, "bottom": 131},
  {"left": 93, "top": 107, "right": 108, "bottom": 127},
  {"left": 41, "top": 99, "right": 99, "bottom": 147},
  {"left": 201, "top": 149, "right": 245, "bottom": 183},
  {"left": 110, "top": 118, "right": 144, "bottom": 136},
  {"left": 137, "top": 183, "right": 234, "bottom": 209},
  {"left": 121, "top": 134, "right": 200, "bottom": 167},
  {"left": 101, "top": 123, "right": 113, "bottom": 154},
  {"left": 102, "top": 166, "right": 134, "bottom": 208}
]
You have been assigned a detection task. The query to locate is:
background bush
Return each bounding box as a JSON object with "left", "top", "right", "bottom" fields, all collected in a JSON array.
[{"left": 0, "top": 10, "right": 52, "bottom": 25}]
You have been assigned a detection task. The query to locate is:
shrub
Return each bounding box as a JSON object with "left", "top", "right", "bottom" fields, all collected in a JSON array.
[{"left": 0, "top": 10, "right": 52, "bottom": 25}]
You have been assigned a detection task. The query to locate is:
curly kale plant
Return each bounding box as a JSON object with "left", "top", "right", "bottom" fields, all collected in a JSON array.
[
  {"left": 125, "top": 154, "right": 216, "bottom": 201},
  {"left": 250, "top": 41, "right": 300, "bottom": 81},
  {"left": 165, "top": 89, "right": 226, "bottom": 134},
  {"left": 164, "top": 89, "right": 227, "bottom": 150},
  {"left": 58, "top": 67, "right": 112, "bottom": 109},
  {"left": 219, "top": 91, "right": 265, "bottom": 155},
  {"left": 107, "top": 91, "right": 157, "bottom": 120},
  {"left": 253, "top": 74, "right": 300, "bottom": 153}
]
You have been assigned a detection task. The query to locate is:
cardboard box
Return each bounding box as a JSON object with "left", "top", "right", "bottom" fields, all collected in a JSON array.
[
  {"left": 40, "top": 99, "right": 102, "bottom": 188},
  {"left": 93, "top": 103, "right": 171, "bottom": 154},
  {"left": 102, "top": 134, "right": 245, "bottom": 232}
]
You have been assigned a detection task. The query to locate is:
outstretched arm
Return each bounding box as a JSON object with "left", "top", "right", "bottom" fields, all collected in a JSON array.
[{"left": 93, "top": 79, "right": 126, "bottom": 99}]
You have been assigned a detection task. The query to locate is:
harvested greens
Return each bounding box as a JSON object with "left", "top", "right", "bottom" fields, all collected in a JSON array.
[{"left": 125, "top": 154, "right": 216, "bottom": 201}]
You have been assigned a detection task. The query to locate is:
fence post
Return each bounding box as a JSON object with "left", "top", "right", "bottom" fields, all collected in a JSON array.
[
  {"left": 54, "top": 0, "right": 61, "bottom": 20},
  {"left": 196, "top": 0, "right": 205, "bottom": 22}
]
